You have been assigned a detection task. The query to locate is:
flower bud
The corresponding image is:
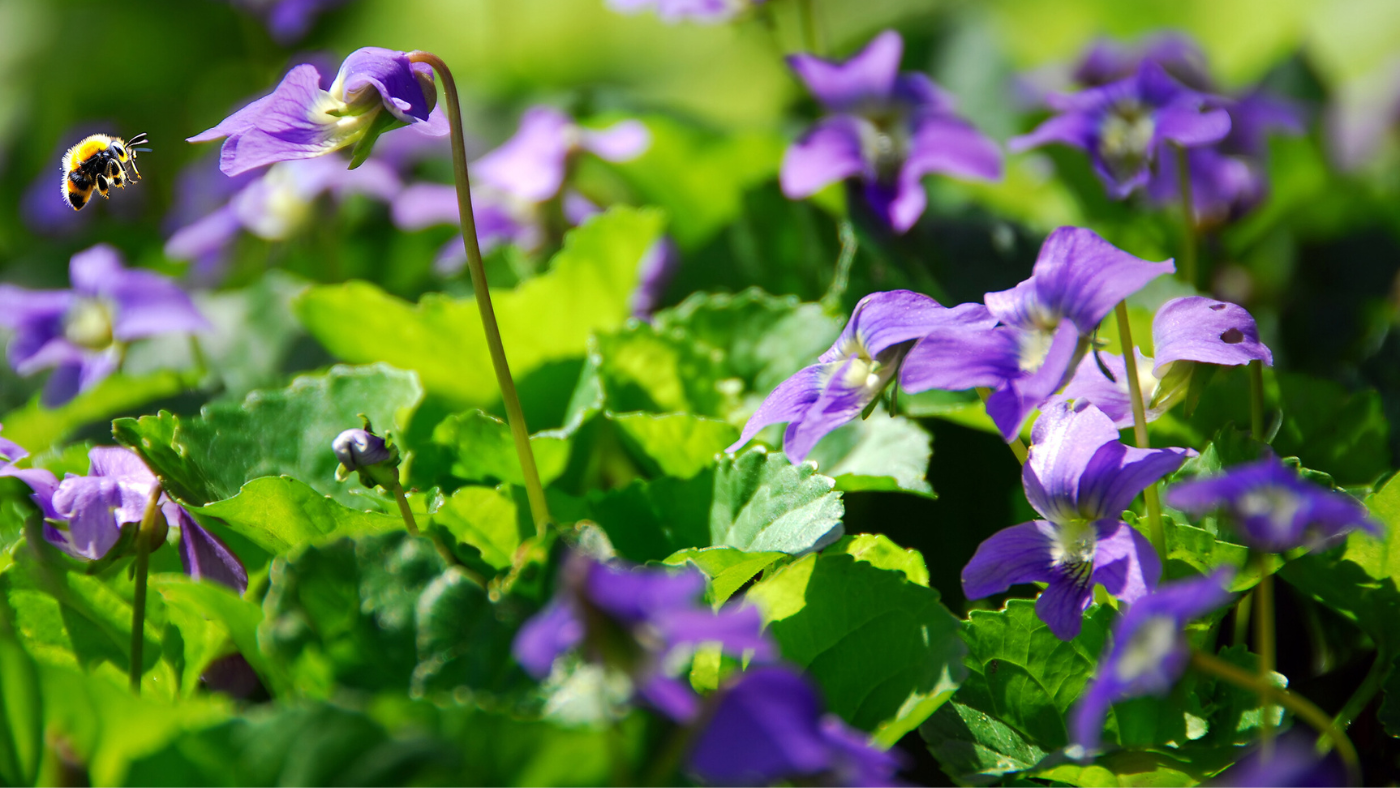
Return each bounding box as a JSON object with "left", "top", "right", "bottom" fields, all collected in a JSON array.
[{"left": 333, "top": 424, "right": 400, "bottom": 489}]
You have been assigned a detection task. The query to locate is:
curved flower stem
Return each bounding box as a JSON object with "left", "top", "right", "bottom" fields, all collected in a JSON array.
[
  {"left": 1232, "top": 589, "right": 1253, "bottom": 646},
  {"left": 1249, "top": 359, "right": 1266, "bottom": 441},
  {"left": 975, "top": 388, "right": 1027, "bottom": 464},
  {"left": 820, "top": 221, "right": 857, "bottom": 313},
  {"left": 390, "top": 482, "right": 421, "bottom": 537},
  {"left": 1254, "top": 553, "right": 1277, "bottom": 756},
  {"left": 408, "top": 51, "right": 552, "bottom": 539},
  {"left": 1333, "top": 648, "right": 1393, "bottom": 732},
  {"left": 1113, "top": 301, "right": 1166, "bottom": 558},
  {"left": 1174, "top": 144, "right": 1198, "bottom": 288},
  {"left": 1190, "top": 649, "right": 1360, "bottom": 784},
  {"left": 129, "top": 482, "right": 163, "bottom": 694},
  {"left": 392, "top": 480, "right": 485, "bottom": 585}
]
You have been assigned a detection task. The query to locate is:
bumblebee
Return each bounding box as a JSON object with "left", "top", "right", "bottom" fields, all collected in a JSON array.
[{"left": 60, "top": 132, "right": 148, "bottom": 211}]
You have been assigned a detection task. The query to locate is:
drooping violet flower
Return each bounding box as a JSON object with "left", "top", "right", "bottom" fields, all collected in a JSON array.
[
  {"left": 688, "top": 666, "right": 901, "bottom": 787},
  {"left": 1072, "top": 569, "right": 1235, "bottom": 753},
  {"left": 42, "top": 447, "right": 247, "bottom": 592},
  {"left": 1010, "top": 60, "right": 1231, "bottom": 200},
  {"left": 189, "top": 47, "right": 447, "bottom": 176},
  {"left": 606, "top": 0, "right": 762, "bottom": 24},
  {"left": 512, "top": 552, "right": 774, "bottom": 722},
  {"left": 962, "top": 401, "right": 1192, "bottom": 640},
  {"left": 1165, "top": 455, "right": 1380, "bottom": 553},
  {"left": 0, "top": 245, "right": 209, "bottom": 407},
  {"left": 781, "top": 30, "right": 1002, "bottom": 233},
  {"left": 1210, "top": 730, "right": 1347, "bottom": 787},
  {"left": 728, "top": 289, "right": 970, "bottom": 463},
  {"left": 227, "top": 0, "right": 350, "bottom": 46},
  {"left": 1149, "top": 296, "right": 1272, "bottom": 413},
  {"left": 1049, "top": 348, "right": 1165, "bottom": 430},
  {"left": 901, "top": 226, "right": 1173, "bottom": 442},
  {"left": 391, "top": 106, "right": 647, "bottom": 275}
]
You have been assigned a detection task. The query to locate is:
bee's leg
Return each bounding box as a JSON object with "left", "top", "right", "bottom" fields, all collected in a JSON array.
[{"left": 96, "top": 174, "right": 111, "bottom": 198}]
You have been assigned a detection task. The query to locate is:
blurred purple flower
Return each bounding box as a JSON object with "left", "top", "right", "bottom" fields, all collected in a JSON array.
[
  {"left": 229, "top": 0, "right": 350, "bottom": 46},
  {"left": 166, "top": 153, "right": 401, "bottom": 284},
  {"left": 391, "top": 106, "right": 647, "bottom": 275},
  {"left": 1211, "top": 730, "right": 1347, "bottom": 787},
  {"left": 688, "top": 666, "right": 901, "bottom": 787},
  {"left": 1011, "top": 61, "right": 1231, "bottom": 200},
  {"left": 1074, "top": 33, "right": 1213, "bottom": 92},
  {"left": 901, "top": 227, "right": 1173, "bottom": 442},
  {"left": 1166, "top": 455, "right": 1380, "bottom": 553},
  {"left": 0, "top": 245, "right": 209, "bottom": 406},
  {"left": 0, "top": 426, "right": 60, "bottom": 518},
  {"left": 1049, "top": 348, "right": 1165, "bottom": 430},
  {"left": 729, "top": 289, "right": 963, "bottom": 463},
  {"left": 606, "top": 0, "right": 761, "bottom": 24},
  {"left": 190, "top": 47, "right": 446, "bottom": 176},
  {"left": 37, "top": 446, "right": 246, "bottom": 592},
  {"left": 631, "top": 237, "right": 680, "bottom": 318},
  {"left": 962, "top": 401, "right": 1190, "bottom": 640},
  {"left": 512, "top": 552, "right": 773, "bottom": 721},
  {"left": 1327, "top": 61, "right": 1400, "bottom": 171},
  {"left": 1072, "top": 569, "right": 1234, "bottom": 753},
  {"left": 781, "top": 30, "right": 1002, "bottom": 233}
]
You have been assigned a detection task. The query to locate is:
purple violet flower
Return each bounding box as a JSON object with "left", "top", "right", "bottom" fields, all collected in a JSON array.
[
  {"left": 39, "top": 447, "right": 246, "bottom": 592},
  {"left": 1210, "top": 730, "right": 1347, "bottom": 787},
  {"left": 688, "top": 665, "right": 901, "bottom": 787},
  {"left": 228, "top": 0, "right": 350, "bottom": 46},
  {"left": 606, "top": 0, "right": 761, "bottom": 24},
  {"left": 901, "top": 227, "right": 1173, "bottom": 442},
  {"left": 1149, "top": 296, "right": 1272, "bottom": 413},
  {"left": 189, "top": 47, "right": 447, "bottom": 176},
  {"left": 0, "top": 426, "right": 60, "bottom": 519},
  {"left": 1165, "top": 455, "right": 1380, "bottom": 553},
  {"left": 1071, "top": 569, "right": 1235, "bottom": 753},
  {"left": 728, "top": 289, "right": 967, "bottom": 463},
  {"left": 1073, "top": 33, "right": 1213, "bottom": 92},
  {"left": 0, "top": 245, "right": 210, "bottom": 407},
  {"left": 512, "top": 552, "right": 774, "bottom": 722},
  {"left": 962, "top": 401, "right": 1192, "bottom": 640},
  {"left": 631, "top": 237, "right": 681, "bottom": 318},
  {"left": 1049, "top": 349, "right": 1165, "bottom": 430},
  {"left": 391, "top": 182, "right": 542, "bottom": 274},
  {"left": 781, "top": 31, "right": 1002, "bottom": 233},
  {"left": 1010, "top": 60, "right": 1231, "bottom": 200}
]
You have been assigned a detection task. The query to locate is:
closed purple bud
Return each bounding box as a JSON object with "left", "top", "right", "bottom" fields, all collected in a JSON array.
[{"left": 333, "top": 427, "right": 394, "bottom": 474}]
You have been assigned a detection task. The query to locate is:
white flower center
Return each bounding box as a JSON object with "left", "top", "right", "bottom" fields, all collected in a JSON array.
[
  {"left": 1051, "top": 518, "right": 1097, "bottom": 567},
  {"left": 1115, "top": 615, "right": 1178, "bottom": 682},
  {"left": 1237, "top": 485, "right": 1303, "bottom": 540},
  {"left": 63, "top": 297, "right": 114, "bottom": 350},
  {"left": 856, "top": 116, "right": 909, "bottom": 184},
  {"left": 1099, "top": 100, "right": 1157, "bottom": 180},
  {"left": 1018, "top": 325, "right": 1058, "bottom": 373}
]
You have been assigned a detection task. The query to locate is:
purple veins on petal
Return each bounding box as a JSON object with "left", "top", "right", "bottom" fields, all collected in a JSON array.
[
  {"left": 687, "top": 665, "right": 901, "bottom": 787},
  {"left": 728, "top": 289, "right": 949, "bottom": 463},
  {"left": 1072, "top": 569, "right": 1235, "bottom": 753},
  {"left": 780, "top": 29, "right": 1001, "bottom": 233},
  {"left": 1151, "top": 296, "right": 1272, "bottom": 376},
  {"left": 1165, "top": 455, "right": 1380, "bottom": 553}
]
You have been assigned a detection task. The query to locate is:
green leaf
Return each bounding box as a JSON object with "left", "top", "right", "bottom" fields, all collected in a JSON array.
[
  {"left": 610, "top": 411, "right": 737, "bottom": 479},
  {"left": 603, "top": 116, "right": 784, "bottom": 250},
  {"left": 1158, "top": 515, "right": 1279, "bottom": 593},
  {"left": 1380, "top": 653, "right": 1400, "bottom": 739},
  {"left": 1272, "top": 371, "right": 1390, "bottom": 486},
  {"left": 805, "top": 413, "right": 936, "bottom": 499},
  {"left": 919, "top": 701, "right": 1048, "bottom": 786},
  {"left": 113, "top": 363, "right": 422, "bottom": 507},
  {"left": 149, "top": 574, "right": 283, "bottom": 696},
  {"left": 428, "top": 409, "right": 572, "bottom": 487},
  {"left": 293, "top": 207, "right": 665, "bottom": 408},
  {"left": 1280, "top": 472, "right": 1400, "bottom": 649},
  {"left": 429, "top": 485, "right": 526, "bottom": 570},
  {"left": 828, "top": 533, "right": 929, "bottom": 586},
  {"left": 586, "top": 473, "right": 713, "bottom": 562},
  {"left": 590, "top": 323, "right": 733, "bottom": 417},
  {"left": 193, "top": 270, "right": 310, "bottom": 399},
  {"left": 0, "top": 632, "right": 41, "bottom": 787},
  {"left": 954, "top": 599, "right": 1114, "bottom": 752},
  {"left": 0, "top": 370, "right": 196, "bottom": 457},
  {"left": 662, "top": 546, "right": 787, "bottom": 607},
  {"left": 410, "top": 566, "right": 532, "bottom": 697},
  {"left": 710, "top": 448, "right": 844, "bottom": 553},
  {"left": 744, "top": 544, "right": 965, "bottom": 746},
  {"left": 190, "top": 476, "right": 401, "bottom": 555},
  {"left": 1031, "top": 748, "right": 1232, "bottom": 788}
]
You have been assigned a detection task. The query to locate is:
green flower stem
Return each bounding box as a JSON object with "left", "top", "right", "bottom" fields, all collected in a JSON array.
[
  {"left": 1175, "top": 143, "right": 1198, "bottom": 288},
  {"left": 390, "top": 481, "right": 420, "bottom": 537},
  {"left": 408, "top": 51, "right": 552, "bottom": 539},
  {"left": 819, "top": 221, "right": 857, "bottom": 312},
  {"left": 1232, "top": 589, "right": 1253, "bottom": 647},
  {"left": 1190, "top": 649, "right": 1360, "bottom": 784},
  {"left": 1255, "top": 555, "right": 1277, "bottom": 756},
  {"left": 975, "top": 387, "right": 1027, "bottom": 464},
  {"left": 129, "top": 483, "right": 163, "bottom": 695},
  {"left": 796, "top": 0, "right": 823, "bottom": 54},
  {"left": 1114, "top": 300, "right": 1166, "bottom": 558},
  {"left": 1333, "top": 648, "right": 1393, "bottom": 731},
  {"left": 391, "top": 480, "right": 486, "bottom": 586},
  {"left": 1249, "top": 359, "right": 1266, "bottom": 441}
]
